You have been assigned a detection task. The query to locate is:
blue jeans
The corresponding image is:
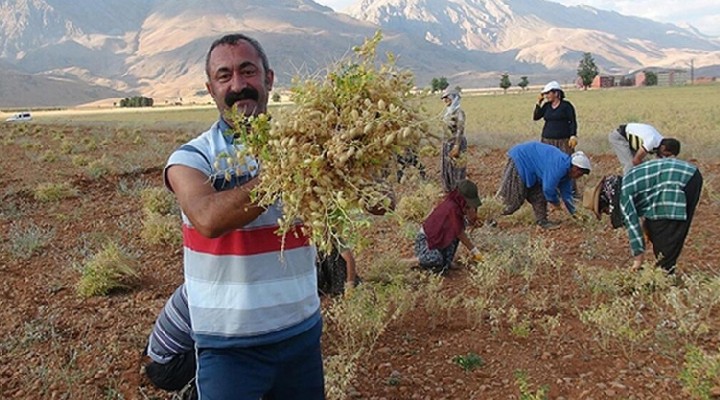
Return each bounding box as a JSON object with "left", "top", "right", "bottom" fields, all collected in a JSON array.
[{"left": 196, "top": 320, "right": 325, "bottom": 400}]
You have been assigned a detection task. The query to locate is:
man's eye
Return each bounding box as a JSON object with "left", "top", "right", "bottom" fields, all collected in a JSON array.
[{"left": 241, "top": 69, "right": 258, "bottom": 77}]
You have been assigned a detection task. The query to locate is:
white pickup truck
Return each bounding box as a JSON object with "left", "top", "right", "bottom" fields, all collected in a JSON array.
[{"left": 5, "top": 112, "right": 32, "bottom": 122}]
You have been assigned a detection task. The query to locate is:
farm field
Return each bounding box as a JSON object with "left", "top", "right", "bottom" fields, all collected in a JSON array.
[{"left": 1, "top": 84, "right": 720, "bottom": 399}]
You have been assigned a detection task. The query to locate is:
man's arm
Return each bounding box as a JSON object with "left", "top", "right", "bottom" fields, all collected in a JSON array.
[
  {"left": 619, "top": 189, "right": 645, "bottom": 256},
  {"left": 558, "top": 178, "right": 575, "bottom": 214},
  {"left": 632, "top": 147, "right": 648, "bottom": 166},
  {"left": 166, "top": 165, "right": 264, "bottom": 238}
]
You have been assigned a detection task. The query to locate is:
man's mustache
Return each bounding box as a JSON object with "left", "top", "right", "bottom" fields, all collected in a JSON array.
[{"left": 225, "top": 87, "right": 259, "bottom": 107}]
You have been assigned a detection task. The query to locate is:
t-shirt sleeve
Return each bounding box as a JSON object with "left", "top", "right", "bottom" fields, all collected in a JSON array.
[{"left": 164, "top": 144, "right": 213, "bottom": 192}]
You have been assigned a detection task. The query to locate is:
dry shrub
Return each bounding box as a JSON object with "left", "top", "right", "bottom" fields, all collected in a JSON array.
[
  {"left": 476, "top": 196, "right": 504, "bottom": 222},
  {"left": 394, "top": 182, "right": 442, "bottom": 224},
  {"left": 220, "top": 31, "right": 432, "bottom": 252},
  {"left": 679, "top": 345, "right": 720, "bottom": 400},
  {"left": 140, "top": 187, "right": 177, "bottom": 216},
  {"left": 579, "top": 297, "right": 649, "bottom": 356},
  {"left": 141, "top": 213, "right": 182, "bottom": 245},
  {"left": 33, "top": 182, "right": 79, "bottom": 202},
  {"left": 76, "top": 242, "right": 139, "bottom": 298}
]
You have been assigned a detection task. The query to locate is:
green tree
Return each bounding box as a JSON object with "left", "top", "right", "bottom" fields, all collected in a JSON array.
[
  {"left": 499, "top": 73, "right": 512, "bottom": 94},
  {"left": 645, "top": 71, "right": 658, "bottom": 86},
  {"left": 518, "top": 76, "right": 529, "bottom": 91},
  {"left": 577, "top": 52, "right": 599, "bottom": 90},
  {"left": 430, "top": 77, "right": 449, "bottom": 93}
]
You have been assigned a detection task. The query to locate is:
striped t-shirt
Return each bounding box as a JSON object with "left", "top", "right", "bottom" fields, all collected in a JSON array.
[
  {"left": 146, "top": 285, "right": 192, "bottom": 364},
  {"left": 164, "top": 119, "right": 321, "bottom": 349}
]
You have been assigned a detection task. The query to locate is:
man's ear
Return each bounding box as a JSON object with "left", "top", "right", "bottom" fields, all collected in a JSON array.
[
  {"left": 206, "top": 81, "right": 215, "bottom": 99},
  {"left": 265, "top": 69, "right": 275, "bottom": 92}
]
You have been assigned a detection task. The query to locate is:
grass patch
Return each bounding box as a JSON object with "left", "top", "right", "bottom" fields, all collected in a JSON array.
[
  {"left": 76, "top": 242, "right": 139, "bottom": 298},
  {"left": 33, "top": 182, "right": 79, "bottom": 202},
  {"left": 7, "top": 222, "right": 55, "bottom": 259}
]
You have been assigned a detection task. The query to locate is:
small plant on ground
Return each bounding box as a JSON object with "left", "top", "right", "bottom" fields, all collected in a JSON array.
[
  {"left": 85, "top": 156, "right": 112, "bottom": 179},
  {"left": 7, "top": 222, "right": 55, "bottom": 259},
  {"left": 141, "top": 213, "right": 182, "bottom": 245},
  {"left": 514, "top": 369, "right": 549, "bottom": 400},
  {"left": 140, "top": 187, "right": 178, "bottom": 215},
  {"left": 679, "top": 345, "right": 720, "bottom": 400},
  {"left": 33, "top": 182, "right": 79, "bottom": 202},
  {"left": 76, "top": 242, "right": 139, "bottom": 298},
  {"left": 579, "top": 296, "right": 649, "bottom": 356},
  {"left": 452, "top": 352, "right": 484, "bottom": 372}
]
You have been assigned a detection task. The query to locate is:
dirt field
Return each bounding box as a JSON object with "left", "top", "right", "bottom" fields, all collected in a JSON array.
[{"left": 1, "top": 122, "right": 719, "bottom": 399}]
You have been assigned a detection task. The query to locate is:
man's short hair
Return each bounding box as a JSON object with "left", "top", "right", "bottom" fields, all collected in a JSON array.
[
  {"left": 660, "top": 138, "right": 681, "bottom": 156},
  {"left": 205, "top": 33, "right": 270, "bottom": 80}
]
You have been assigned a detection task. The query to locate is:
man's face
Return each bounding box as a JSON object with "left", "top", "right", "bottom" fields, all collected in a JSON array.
[
  {"left": 205, "top": 41, "right": 274, "bottom": 121},
  {"left": 657, "top": 145, "right": 675, "bottom": 158},
  {"left": 568, "top": 166, "right": 585, "bottom": 179}
]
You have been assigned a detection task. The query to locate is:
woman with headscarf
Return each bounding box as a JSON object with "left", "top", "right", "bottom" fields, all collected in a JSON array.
[
  {"left": 534, "top": 80, "right": 579, "bottom": 196},
  {"left": 405, "top": 179, "right": 483, "bottom": 274},
  {"left": 533, "top": 81, "right": 578, "bottom": 153},
  {"left": 440, "top": 89, "right": 467, "bottom": 192}
]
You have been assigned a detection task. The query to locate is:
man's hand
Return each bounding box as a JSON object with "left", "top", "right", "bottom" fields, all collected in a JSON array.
[
  {"left": 470, "top": 247, "right": 484, "bottom": 262},
  {"left": 568, "top": 136, "right": 578, "bottom": 149},
  {"left": 632, "top": 254, "right": 644, "bottom": 271},
  {"left": 450, "top": 144, "right": 460, "bottom": 158}
]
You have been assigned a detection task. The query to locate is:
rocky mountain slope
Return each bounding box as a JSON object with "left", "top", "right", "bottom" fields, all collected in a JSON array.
[{"left": 0, "top": 0, "right": 718, "bottom": 107}]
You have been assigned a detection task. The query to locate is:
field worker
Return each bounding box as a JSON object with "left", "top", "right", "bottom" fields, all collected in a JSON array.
[
  {"left": 584, "top": 158, "right": 702, "bottom": 274},
  {"left": 534, "top": 81, "right": 579, "bottom": 197},
  {"left": 498, "top": 141, "right": 591, "bottom": 230},
  {"left": 608, "top": 122, "right": 681, "bottom": 174},
  {"left": 163, "top": 33, "right": 324, "bottom": 399},
  {"left": 405, "top": 179, "right": 483, "bottom": 274},
  {"left": 144, "top": 285, "right": 197, "bottom": 400},
  {"left": 317, "top": 244, "right": 362, "bottom": 296},
  {"left": 533, "top": 81, "right": 578, "bottom": 154},
  {"left": 440, "top": 88, "right": 467, "bottom": 192}
]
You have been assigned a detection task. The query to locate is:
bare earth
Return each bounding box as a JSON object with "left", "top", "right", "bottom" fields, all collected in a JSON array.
[{"left": 1, "top": 124, "right": 719, "bottom": 399}]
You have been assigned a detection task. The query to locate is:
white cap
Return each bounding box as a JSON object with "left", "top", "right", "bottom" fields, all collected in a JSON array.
[
  {"left": 441, "top": 88, "right": 459, "bottom": 99},
  {"left": 571, "top": 151, "right": 591, "bottom": 171},
  {"left": 541, "top": 81, "right": 562, "bottom": 94}
]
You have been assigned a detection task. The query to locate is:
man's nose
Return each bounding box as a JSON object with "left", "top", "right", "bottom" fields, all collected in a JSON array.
[{"left": 229, "top": 72, "right": 249, "bottom": 91}]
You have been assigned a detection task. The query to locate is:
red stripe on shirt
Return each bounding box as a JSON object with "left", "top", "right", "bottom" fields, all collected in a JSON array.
[{"left": 183, "top": 224, "right": 311, "bottom": 256}]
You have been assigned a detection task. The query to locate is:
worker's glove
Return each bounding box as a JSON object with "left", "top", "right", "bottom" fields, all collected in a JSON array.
[
  {"left": 470, "top": 247, "right": 484, "bottom": 262},
  {"left": 568, "top": 136, "right": 578, "bottom": 149}
]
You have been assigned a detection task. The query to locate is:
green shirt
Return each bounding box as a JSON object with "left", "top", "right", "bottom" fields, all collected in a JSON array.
[{"left": 620, "top": 158, "right": 698, "bottom": 256}]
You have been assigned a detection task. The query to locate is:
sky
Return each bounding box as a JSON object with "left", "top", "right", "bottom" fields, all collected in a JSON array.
[{"left": 315, "top": 0, "right": 720, "bottom": 37}]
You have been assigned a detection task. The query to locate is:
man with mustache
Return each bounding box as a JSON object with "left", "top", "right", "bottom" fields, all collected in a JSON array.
[{"left": 162, "top": 34, "right": 324, "bottom": 399}]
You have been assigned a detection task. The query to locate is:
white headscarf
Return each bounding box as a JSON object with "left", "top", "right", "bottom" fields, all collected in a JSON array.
[{"left": 442, "top": 90, "right": 461, "bottom": 121}]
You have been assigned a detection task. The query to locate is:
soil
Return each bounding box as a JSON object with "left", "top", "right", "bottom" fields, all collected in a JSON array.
[{"left": 1, "top": 124, "right": 719, "bottom": 399}]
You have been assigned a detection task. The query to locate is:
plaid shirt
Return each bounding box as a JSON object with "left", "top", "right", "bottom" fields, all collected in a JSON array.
[{"left": 620, "top": 158, "right": 698, "bottom": 255}]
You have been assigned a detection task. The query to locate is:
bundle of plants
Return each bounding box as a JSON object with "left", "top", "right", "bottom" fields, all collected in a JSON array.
[{"left": 220, "top": 31, "right": 432, "bottom": 252}]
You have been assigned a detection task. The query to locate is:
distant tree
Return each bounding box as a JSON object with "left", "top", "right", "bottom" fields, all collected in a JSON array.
[
  {"left": 119, "top": 96, "right": 154, "bottom": 108},
  {"left": 499, "top": 73, "right": 512, "bottom": 94},
  {"left": 645, "top": 71, "right": 658, "bottom": 86},
  {"left": 577, "top": 52, "right": 599, "bottom": 90},
  {"left": 518, "top": 76, "right": 529, "bottom": 91},
  {"left": 454, "top": 85, "right": 462, "bottom": 94},
  {"left": 272, "top": 92, "right": 281, "bottom": 102},
  {"left": 430, "top": 77, "right": 449, "bottom": 93}
]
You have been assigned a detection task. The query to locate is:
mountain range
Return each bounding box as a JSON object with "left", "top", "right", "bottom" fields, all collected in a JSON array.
[{"left": 0, "top": 0, "right": 718, "bottom": 108}]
